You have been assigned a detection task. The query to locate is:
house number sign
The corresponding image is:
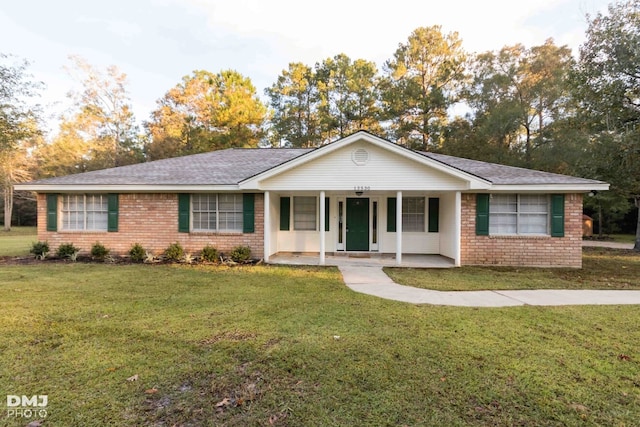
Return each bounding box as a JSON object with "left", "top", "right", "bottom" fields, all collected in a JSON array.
[{"left": 353, "top": 186, "right": 370, "bottom": 191}]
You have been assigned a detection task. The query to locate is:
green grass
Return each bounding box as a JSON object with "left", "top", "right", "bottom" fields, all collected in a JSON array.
[
  {"left": 0, "top": 226, "right": 36, "bottom": 257},
  {"left": 1, "top": 262, "right": 639, "bottom": 426},
  {"left": 385, "top": 247, "right": 640, "bottom": 291},
  {"left": 609, "top": 234, "right": 637, "bottom": 244}
]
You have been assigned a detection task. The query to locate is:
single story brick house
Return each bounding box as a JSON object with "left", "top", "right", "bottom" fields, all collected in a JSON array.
[{"left": 16, "top": 131, "right": 608, "bottom": 267}]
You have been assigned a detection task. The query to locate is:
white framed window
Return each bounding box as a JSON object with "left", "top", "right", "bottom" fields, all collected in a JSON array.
[
  {"left": 402, "top": 197, "right": 425, "bottom": 232},
  {"left": 490, "top": 194, "right": 549, "bottom": 235},
  {"left": 61, "top": 194, "right": 108, "bottom": 231},
  {"left": 192, "top": 194, "right": 243, "bottom": 232},
  {"left": 294, "top": 196, "right": 317, "bottom": 231}
]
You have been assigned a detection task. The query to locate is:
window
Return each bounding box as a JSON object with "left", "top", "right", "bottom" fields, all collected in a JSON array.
[
  {"left": 402, "top": 197, "right": 425, "bottom": 232},
  {"left": 294, "top": 196, "right": 317, "bottom": 230},
  {"left": 62, "top": 194, "right": 108, "bottom": 230},
  {"left": 192, "top": 194, "right": 243, "bottom": 232},
  {"left": 489, "top": 194, "right": 549, "bottom": 235}
]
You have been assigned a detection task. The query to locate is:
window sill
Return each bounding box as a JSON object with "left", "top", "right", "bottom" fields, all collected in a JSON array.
[
  {"left": 489, "top": 234, "right": 550, "bottom": 240},
  {"left": 190, "top": 230, "right": 244, "bottom": 235},
  {"left": 58, "top": 229, "right": 108, "bottom": 233}
]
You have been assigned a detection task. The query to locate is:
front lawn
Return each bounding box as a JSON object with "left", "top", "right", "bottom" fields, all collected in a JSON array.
[
  {"left": 385, "top": 247, "right": 640, "bottom": 291},
  {"left": 0, "top": 226, "right": 36, "bottom": 257},
  {"left": 1, "top": 263, "right": 639, "bottom": 426}
]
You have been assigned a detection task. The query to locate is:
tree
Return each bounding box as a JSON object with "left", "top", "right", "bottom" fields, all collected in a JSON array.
[
  {"left": 575, "top": 0, "right": 640, "bottom": 250},
  {"left": 466, "top": 40, "right": 574, "bottom": 167},
  {"left": 61, "top": 55, "right": 142, "bottom": 168},
  {"left": 0, "top": 54, "right": 42, "bottom": 231},
  {"left": 265, "top": 63, "right": 320, "bottom": 147},
  {"left": 382, "top": 26, "right": 467, "bottom": 150},
  {"left": 315, "top": 54, "right": 383, "bottom": 142},
  {"left": 146, "top": 70, "right": 266, "bottom": 159}
]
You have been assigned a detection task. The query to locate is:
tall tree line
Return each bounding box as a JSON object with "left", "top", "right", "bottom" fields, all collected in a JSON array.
[{"left": 1, "top": 1, "right": 639, "bottom": 246}]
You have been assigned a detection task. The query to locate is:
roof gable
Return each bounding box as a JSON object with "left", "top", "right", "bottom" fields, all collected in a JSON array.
[{"left": 240, "top": 131, "right": 491, "bottom": 190}]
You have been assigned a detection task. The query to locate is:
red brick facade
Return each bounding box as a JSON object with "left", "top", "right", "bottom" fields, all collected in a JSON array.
[
  {"left": 460, "top": 193, "right": 583, "bottom": 268},
  {"left": 37, "top": 193, "right": 264, "bottom": 258}
]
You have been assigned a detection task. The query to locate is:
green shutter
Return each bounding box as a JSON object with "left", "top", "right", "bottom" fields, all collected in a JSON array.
[
  {"left": 387, "top": 197, "right": 396, "bottom": 232},
  {"left": 428, "top": 197, "right": 439, "bottom": 233},
  {"left": 178, "top": 193, "right": 190, "bottom": 233},
  {"left": 279, "top": 197, "right": 290, "bottom": 231},
  {"left": 243, "top": 193, "right": 255, "bottom": 233},
  {"left": 325, "top": 197, "right": 330, "bottom": 231},
  {"left": 46, "top": 194, "right": 58, "bottom": 232},
  {"left": 476, "top": 194, "right": 490, "bottom": 236},
  {"left": 550, "top": 194, "right": 565, "bottom": 237},
  {"left": 107, "top": 194, "right": 119, "bottom": 232}
]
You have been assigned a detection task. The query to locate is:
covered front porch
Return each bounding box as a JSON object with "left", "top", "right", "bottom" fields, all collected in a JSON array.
[
  {"left": 268, "top": 252, "right": 456, "bottom": 268},
  {"left": 261, "top": 189, "right": 462, "bottom": 267}
]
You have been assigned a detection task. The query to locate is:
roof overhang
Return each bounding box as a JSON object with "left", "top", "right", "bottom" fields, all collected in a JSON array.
[
  {"left": 239, "top": 131, "right": 492, "bottom": 190},
  {"left": 484, "top": 183, "right": 610, "bottom": 193},
  {"left": 13, "top": 184, "right": 242, "bottom": 193}
]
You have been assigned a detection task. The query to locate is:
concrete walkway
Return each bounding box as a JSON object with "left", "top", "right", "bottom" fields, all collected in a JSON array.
[
  {"left": 339, "top": 266, "right": 640, "bottom": 307},
  {"left": 582, "top": 240, "right": 635, "bottom": 250}
]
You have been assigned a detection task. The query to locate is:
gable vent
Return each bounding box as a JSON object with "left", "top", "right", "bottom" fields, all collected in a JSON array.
[{"left": 352, "top": 148, "right": 369, "bottom": 166}]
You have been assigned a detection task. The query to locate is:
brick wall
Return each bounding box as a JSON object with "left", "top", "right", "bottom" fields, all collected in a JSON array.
[
  {"left": 460, "top": 193, "right": 583, "bottom": 268},
  {"left": 36, "top": 193, "right": 264, "bottom": 258}
]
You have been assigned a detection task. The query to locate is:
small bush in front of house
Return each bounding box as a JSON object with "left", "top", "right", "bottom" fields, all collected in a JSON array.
[
  {"left": 91, "top": 242, "right": 110, "bottom": 261},
  {"left": 164, "top": 242, "right": 185, "bottom": 262},
  {"left": 200, "top": 245, "right": 219, "bottom": 263},
  {"left": 57, "top": 243, "right": 80, "bottom": 259},
  {"left": 128, "top": 243, "right": 146, "bottom": 263},
  {"left": 30, "top": 241, "right": 50, "bottom": 260},
  {"left": 229, "top": 245, "right": 251, "bottom": 263}
]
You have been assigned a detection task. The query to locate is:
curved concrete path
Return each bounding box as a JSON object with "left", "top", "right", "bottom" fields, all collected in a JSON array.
[{"left": 339, "top": 266, "right": 640, "bottom": 307}]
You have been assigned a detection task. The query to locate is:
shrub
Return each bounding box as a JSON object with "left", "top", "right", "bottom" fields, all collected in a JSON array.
[
  {"left": 229, "top": 245, "right": 251, "bottom": 263},
  {"left": 91, "top": 242, "right": 110, "bottom": 261},
  {"left": 200, "top": 245, "right": 219, "bottom": 263},
  {"left": 128, "top": 243, "right": 145, "bottom": 263},
  {"left": 164, "top": 242, "right": 184, "bottom": 262},
  {"left": 56, "top": 243, "right": 80, "bottom": 259},
  {"left": 30, "top": 241, "right": 50, "bottom": 260}
]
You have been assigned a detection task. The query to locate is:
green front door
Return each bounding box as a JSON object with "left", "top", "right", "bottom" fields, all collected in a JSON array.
[{"left": 346, "top": 198, "right": 369, "bottom": 251}]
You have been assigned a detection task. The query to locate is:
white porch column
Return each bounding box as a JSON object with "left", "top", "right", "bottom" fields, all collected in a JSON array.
[
  {"left": 319, "top": 191, "right": 326, "bottom": 265},
  {"left": 396, "top": 191, "right": 402, "bottom": 265},
  {"left": 454, "top": 191, "right": 461, "bottom": 266},
  {"left": 263, "top": 191, "right": 270, "bottom": 263}
]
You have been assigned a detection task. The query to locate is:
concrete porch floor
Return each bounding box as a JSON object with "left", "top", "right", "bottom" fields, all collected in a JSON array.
[{"left": 267, "top": 252, "right": 455, "bottom": 268}]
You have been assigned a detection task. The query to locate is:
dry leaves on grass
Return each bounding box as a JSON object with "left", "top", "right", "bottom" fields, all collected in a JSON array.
[{"left": 126, "top": 374, "right": 139, "bottom": 382}]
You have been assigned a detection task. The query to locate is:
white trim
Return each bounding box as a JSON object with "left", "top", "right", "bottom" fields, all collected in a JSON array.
[
  {"left": 14, "top": 184, "right": 242, "bottom": 192},
  {"left": 264, "top": 191, "right": 270, "bottom": 262},
  {"left": 239, "top": 131, "right": 491, "bottom": 190},
  {"left": 454, "top": 191, "right": 461, "bottom": 267},
  {"left": 319, "top": 191, "right": 325, "bottom": 265},
  {"left": 486, "top": 183, "right": 609, "bottom": 192},
  {"left": 396, "top": 191, "right": 402, "bottom": 266}
]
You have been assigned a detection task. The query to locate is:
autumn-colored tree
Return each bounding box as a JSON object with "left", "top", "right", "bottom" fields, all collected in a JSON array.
[
  {"left": 0, "top": 54, "right": 42, "bottom": 231},
  {"left": 382, "top": 26, "right": 467, "bottom": 150},
  {"left": 146, "top": 70, "right": 266, "bottom": 159}
]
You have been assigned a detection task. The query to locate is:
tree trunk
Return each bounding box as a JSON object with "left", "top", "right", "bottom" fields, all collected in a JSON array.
[
  {"left": 3, "top": 185, "right": 13, "bottom": 232},
  {"left": 634, "top": 196, "right": 640, "bottom": 251}
]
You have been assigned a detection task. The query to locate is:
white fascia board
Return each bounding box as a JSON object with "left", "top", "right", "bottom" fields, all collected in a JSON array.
[
  {"left": 480, "top": 183, "right": 610, "bottom": 193},
  {"left": 239, "top": 131, "right": 491, "bottom": 189},
  {"left": 13, "top": 184, "right": 242, "bottom": 193}
]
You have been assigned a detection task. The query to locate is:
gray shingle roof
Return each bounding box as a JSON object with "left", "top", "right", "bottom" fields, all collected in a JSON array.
[
  {"left": 420, "top": 152, "right": 604, "bottom": 185},
  {"left": 22, "top": 143, "right": 604, "bottom": 187},
  {"left": 28, "top": 148, "right": 312, "bottom": 185}
]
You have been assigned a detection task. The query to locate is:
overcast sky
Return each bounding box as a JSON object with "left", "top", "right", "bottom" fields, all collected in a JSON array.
[{"left": 0, "top": 0, "right": 611, "bottom": 131}]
